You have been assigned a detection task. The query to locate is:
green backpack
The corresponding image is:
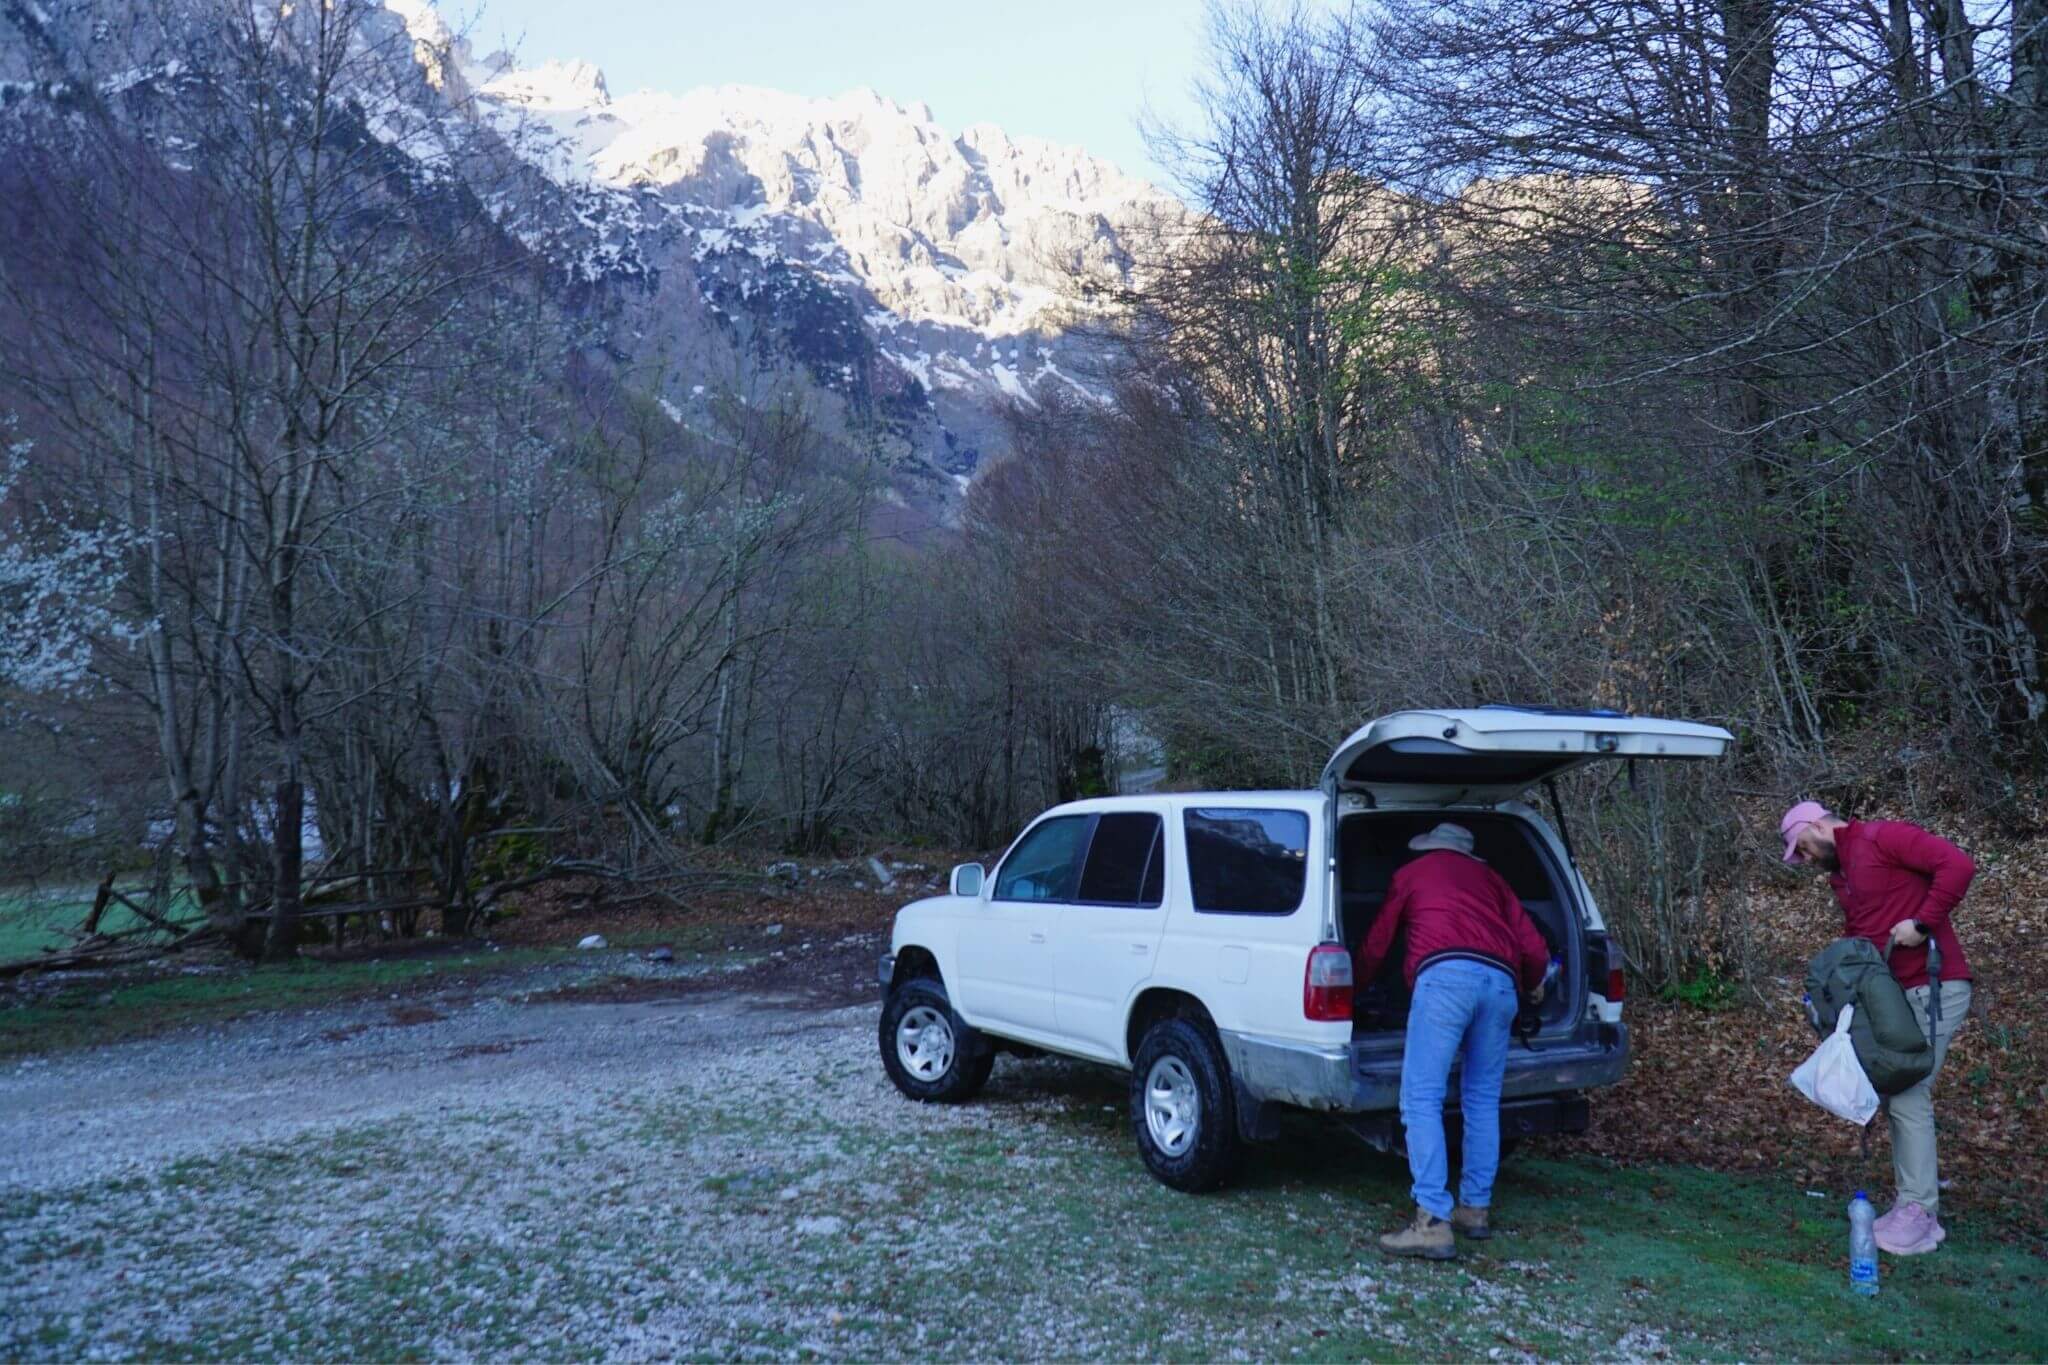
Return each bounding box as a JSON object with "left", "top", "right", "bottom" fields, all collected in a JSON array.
[{"left": 1803, "top": 937, "right": 1941, "bottom": 1097}]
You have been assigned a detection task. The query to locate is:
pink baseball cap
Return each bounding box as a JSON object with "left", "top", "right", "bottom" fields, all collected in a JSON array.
[{"left": 1779, "top": 800, "right": 1830, "bottom": 863}]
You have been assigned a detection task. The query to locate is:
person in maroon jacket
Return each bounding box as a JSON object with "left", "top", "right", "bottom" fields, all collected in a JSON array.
[
  {"left": 1780, "top": 801, "right": 1976, "bottom": 1256},
  {"left": 1355, "top": 822, "right": 1550, "bottom": 1260}
]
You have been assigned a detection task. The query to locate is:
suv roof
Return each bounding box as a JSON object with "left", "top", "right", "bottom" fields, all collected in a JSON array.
[{"left": 1035, "top": 792, "right": 1320, "bottom": 816}]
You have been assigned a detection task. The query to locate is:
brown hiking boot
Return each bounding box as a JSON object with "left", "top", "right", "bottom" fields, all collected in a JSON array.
[
  {"left": 1378, "top": 1208, "right": 1456, "bottom": 1260},
  {"left": 1452, "top": 1205, "right": 1492, "bottom": 1240}
]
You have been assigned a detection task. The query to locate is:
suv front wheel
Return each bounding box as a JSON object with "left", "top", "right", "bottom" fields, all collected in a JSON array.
[
  {"left": 1130, "top": 1016, "right": 1243, "bottom": 1192},
  {"left": 879, "top": 975, "right": 993, "bottom": 1103}
]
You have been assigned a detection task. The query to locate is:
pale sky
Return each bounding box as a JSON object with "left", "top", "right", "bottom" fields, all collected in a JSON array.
[{"left": 435, "top": 0, "right": 1213, "bottom": 187}]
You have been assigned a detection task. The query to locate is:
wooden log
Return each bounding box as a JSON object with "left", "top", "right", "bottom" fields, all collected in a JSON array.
[{"left": 237, "top": 897, "right": 440, "bottom": 923}]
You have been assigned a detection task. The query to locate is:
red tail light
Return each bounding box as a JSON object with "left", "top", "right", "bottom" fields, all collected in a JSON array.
[
  {"left": 1304, "top": 943, "right": 1354, "bottom": 1022},
  {"left": 1606, "top": 965, "right": 1627, "bottom": 1002}
]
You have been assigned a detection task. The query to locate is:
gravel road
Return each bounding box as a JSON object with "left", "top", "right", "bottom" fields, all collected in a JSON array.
[
  {"left": 0, "top": 942, "right": 1665, "bottom": 1362},
  {"left": 2, "top": 970, "right": 832, "bottom": 1191},
  {"left": 1, "top": 940, "right": 1535, "bottom": 1361},
  {"left": 13, "top": 941, "right": 2007, "bottom": 1362},
  {"left": 4, "top": 942, "right": 1035, "bottom": 1359}
]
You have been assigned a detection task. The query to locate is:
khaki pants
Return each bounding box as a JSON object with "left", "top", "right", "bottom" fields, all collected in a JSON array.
[{"left": 1889, "top": 978, "right": 1972, "bottom": 1215}]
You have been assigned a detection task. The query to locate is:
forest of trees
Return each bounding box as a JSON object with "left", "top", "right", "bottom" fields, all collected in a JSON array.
[{"left": 1, "top": 0, "right": 2041, "bottom": 981}]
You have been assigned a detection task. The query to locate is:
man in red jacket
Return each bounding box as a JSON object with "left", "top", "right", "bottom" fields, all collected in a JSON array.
[
  {"left": 1355, "top": 822, "right": 1550, "bottom": 1260},
  {"left": 1780, "top": 801, "right": 1976, "bottom": 1255}
]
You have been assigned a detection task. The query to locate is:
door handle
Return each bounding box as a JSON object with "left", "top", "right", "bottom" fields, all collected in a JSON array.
[
  {"left": 1028, "top": 931, "right": 1047, "bottom": 943},
  {"left": 1131, "top": 943, "right": 1150, "bottom": 955}
]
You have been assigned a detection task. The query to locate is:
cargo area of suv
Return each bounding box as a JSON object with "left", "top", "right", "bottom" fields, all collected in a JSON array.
[
  {"left": 1336, "top": 809, "right": 1584, "bottom": 1040},
  {"left": 1317, "top": 704, "right": 1731, "bottom": 1070}
]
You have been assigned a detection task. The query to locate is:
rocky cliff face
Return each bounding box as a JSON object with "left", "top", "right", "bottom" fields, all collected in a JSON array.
[
  {"left": 0, "top": 0, "right": 1177, "bottom": 507},
  {"left": 389, "top": 0, "right": 1178, "bottom": 498}
]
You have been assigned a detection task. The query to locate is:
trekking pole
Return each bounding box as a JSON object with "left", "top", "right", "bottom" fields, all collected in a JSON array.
[{"left": 1925, "top": 940, "right": 1942, "bottom": 1043}]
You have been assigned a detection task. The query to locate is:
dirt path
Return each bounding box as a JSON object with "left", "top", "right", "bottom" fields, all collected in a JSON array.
[
  {"left": 1, "top": 983, "right": 826, "bottom": 1192},
  {"left": 1, "top": 927, "right": 890, "bottom": 1191}
]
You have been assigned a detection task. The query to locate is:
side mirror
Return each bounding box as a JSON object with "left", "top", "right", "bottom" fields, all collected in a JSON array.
[{"left": 950, "top": 862, "right": 985, "bottom": 897}]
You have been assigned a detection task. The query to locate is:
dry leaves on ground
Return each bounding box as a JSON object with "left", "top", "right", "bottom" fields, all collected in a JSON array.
[{"left": 1582, "top": 825, "right": 2048, "bottom": 1237}]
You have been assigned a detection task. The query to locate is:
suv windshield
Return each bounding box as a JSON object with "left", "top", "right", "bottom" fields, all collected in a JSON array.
[{"left": 994, "top": 815, "right": 1092, "bottom": 902}]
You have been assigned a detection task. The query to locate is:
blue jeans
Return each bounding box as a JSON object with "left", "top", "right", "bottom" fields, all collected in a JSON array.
[{"left": 1398, "top": 959, "right": 1518, "bottom": 1219}]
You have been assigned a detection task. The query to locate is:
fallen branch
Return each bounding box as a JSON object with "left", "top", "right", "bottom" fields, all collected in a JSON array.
[
  {"left": 235, "top": 896, "right": 443, "bottom": 922},
  {"left": 105, "top": 888, "right": 190, "bottom": 938},
  {"left": 472, "top": 858, "right": 625, "bottom": 917},
  {"left": 0, "top": 925, "right": 225, "bottom": 979}
]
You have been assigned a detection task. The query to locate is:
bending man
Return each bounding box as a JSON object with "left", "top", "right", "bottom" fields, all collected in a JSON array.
[{"left": 1355, "top": 822, "right": 1549, "bottom": 1261}]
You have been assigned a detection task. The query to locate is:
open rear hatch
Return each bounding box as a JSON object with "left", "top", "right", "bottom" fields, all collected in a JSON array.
[{"left": 1321, "top": 705, "right": 1734, "bottom": 806}]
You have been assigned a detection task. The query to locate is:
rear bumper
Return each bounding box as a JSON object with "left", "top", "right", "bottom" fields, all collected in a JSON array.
[{"left": 1218, "top": 1022, "right": 1630, "bottom": 1114}]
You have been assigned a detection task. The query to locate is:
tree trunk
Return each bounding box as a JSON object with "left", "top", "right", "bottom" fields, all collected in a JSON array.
[
  {"left": 263, "top": 772, "right": 303, "bottom": 961},
  {"left": 262, "top": 558, "right": 303, "bottom": 962}
]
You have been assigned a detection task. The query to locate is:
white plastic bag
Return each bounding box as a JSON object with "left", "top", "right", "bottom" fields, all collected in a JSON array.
[{"left": 1789, "top": 1004, "right": 1880, "bottom": 1126}]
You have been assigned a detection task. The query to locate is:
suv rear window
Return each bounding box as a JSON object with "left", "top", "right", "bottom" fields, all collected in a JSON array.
[
  {"left": 1184, "top": 808, "right": 1310, "bottom": 915},
  {"left": 1076, "top": 812, "right": 1164, "bottom": 907}
]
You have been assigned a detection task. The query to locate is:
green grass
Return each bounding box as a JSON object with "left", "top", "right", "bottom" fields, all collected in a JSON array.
[
  {"left": 1658, "top": 966, "right": 1741, "bottom": 1012},
  {"left": 3, "top": 914, "right": 2038, "bottom": 1359},
  {"left": 0, "top": 946, "right": 564, "bottom": 1060},
  {"left": 621, "top": 1063, "right": 2048, "bottom": 1361}
]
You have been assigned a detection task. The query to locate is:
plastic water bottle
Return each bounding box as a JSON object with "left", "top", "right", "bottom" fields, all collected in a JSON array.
[
  {"left": 1541, "top": 956, "right": 1561, "bottom": 994},
  {"left": 1849, "top": 1191, "right": 1879, "bottom": 1296}
]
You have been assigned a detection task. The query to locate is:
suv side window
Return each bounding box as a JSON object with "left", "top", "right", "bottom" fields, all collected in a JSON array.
[
  {"left": 994, "top": 815, "right": 1092, "bottom": 902},
  {"left": 1075, "top": 811, "right": 1164, "bottom": 907},
  {"left": 1184, "top": 807, "right": 1310, "bottom": 915}
]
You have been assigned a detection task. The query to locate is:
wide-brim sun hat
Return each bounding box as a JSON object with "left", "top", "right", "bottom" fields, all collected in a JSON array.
[
  {"left": 1408, "top": 822, "right": 1476, "bottom": 856},
  {"left": 1779, "top": 800, "right": 1830, "bottom": 863}
]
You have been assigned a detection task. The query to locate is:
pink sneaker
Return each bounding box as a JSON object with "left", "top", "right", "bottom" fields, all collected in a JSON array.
[
  {"left": 1879, "top": 1202, "right": 1948, "bottom": 1245},
  {"left": 1876, "top": 1201, "right": 1944, "bottom": 1255}
]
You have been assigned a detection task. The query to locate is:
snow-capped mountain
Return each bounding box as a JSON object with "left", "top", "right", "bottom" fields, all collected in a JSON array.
[
  {"left": 0, "top": 0, "right": 1176, "bottom": 501},
  {"left": 389, "top": 0, "right": 1179, "bottom": 492}
]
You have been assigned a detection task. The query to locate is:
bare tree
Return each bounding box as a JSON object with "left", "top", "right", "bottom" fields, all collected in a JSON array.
[{"left": 1, "top": 0, "right": 524, "bottom": 953}]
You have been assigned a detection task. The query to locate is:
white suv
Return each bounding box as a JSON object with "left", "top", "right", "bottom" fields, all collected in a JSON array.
[{"left": 877, "top": 706, "right": 1732, "bottom": 1191}]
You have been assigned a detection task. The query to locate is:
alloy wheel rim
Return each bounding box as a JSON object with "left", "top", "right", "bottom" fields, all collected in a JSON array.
[
  {"left": 1144, "top": 1055, "right": 1200, "bottom": 1156},
  {"left": 895, "top": 1004, "right": 955, "bottom": 1081}
]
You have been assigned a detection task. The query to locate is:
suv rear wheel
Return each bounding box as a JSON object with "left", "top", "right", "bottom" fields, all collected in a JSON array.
[
  {"left": 1130, "top": 1016, "right": 1243, "bottom": 1192},
  {"left": 879, "top": 976, "right": 993, "bottom": 1103}
]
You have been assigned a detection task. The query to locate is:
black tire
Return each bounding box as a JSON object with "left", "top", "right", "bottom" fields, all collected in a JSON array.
[
  {"left": 879, "top": 975, "right": 993, "bottom": 1103},
  {"left": 1129, "top": 1016, "right": 1244, "bottom": 1192}
]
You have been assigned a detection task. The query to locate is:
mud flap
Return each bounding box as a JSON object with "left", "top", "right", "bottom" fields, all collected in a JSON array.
[{"left": 1232, "top": 1077, "right": 1282, "bottom": 1143}]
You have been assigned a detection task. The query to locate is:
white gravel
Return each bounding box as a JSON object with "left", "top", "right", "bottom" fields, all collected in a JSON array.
[
  {"left": 1, "top": 954, "right": 1700, "bottom": 1361},
  {"left": 0, "top": 958, "right": 1179, "bottom": 1359}
]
